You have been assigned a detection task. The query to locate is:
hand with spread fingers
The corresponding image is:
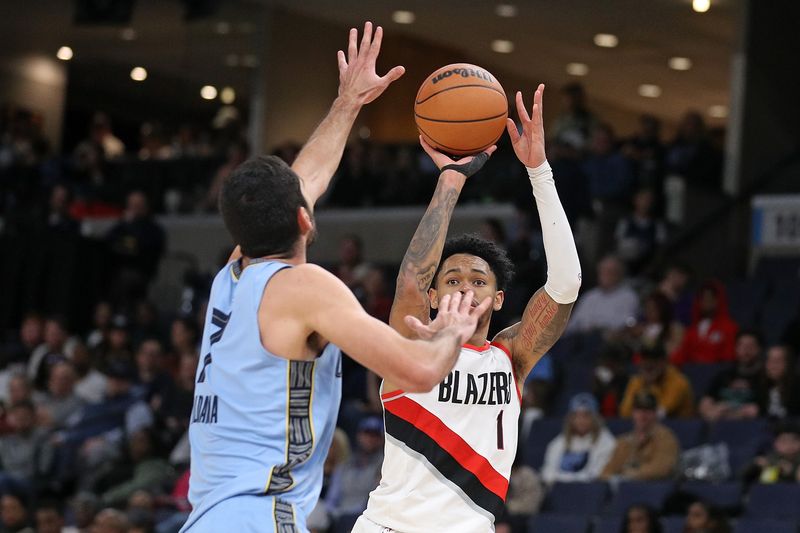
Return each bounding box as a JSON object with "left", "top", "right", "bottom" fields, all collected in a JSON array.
[
  {"left": 506, "top": 83, "right": 547, "bottom": 168},
  {"left": 337, "top": 21, "right": 406, "bottom": 107},
  {"left": 404, "top": 290, "right": 493, "bottom": 344}
]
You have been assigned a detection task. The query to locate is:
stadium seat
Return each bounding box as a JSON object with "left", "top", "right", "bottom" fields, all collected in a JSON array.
[
  {"left": 662, "top": 418, "right": 705, "bottom": 450},
  {"left": 743, "top": 484, "right": 800, "bottom": 521},
  {"left": 523, "top": 418, "right": 564, "bottom": 469},
  {"left": 608, "top": 481, "right": 676, "bottom": 516},
  {"left": 733, "top": 518, "right": 798, "bottom": 533},
  {"left": 543, "top": 481, "right": 610, "bottom": 516},
  {"left": 725, "top": 279, "right": 768, "bottom": 328},
  {"left": 331, "top": 513, "right": 361, "bottom": 533},
  {"left": 680, "top": 480, "right": 743, "bottom": 510},
  {"left": 605, "top": 418, "right": 633, "bottom": 437},
  {"left": 528, "top": 514, "right": 590, "bottom": 533},
  {"left": 661, "top": 516, "right": 686, "bottom": 533},
  {"left": 681, "top": 363, "right": 726, "bottom": 399},
  {"left": 708, "top": 419, "right": 771, "bottom": 473},
  {"left": 592, "top": 515, "right": 622, "bottom": 533}
]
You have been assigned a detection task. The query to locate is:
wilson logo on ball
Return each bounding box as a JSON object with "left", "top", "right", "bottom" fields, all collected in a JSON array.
[{"left": 431, "top": 67, "right": 495, "bottom": 84}]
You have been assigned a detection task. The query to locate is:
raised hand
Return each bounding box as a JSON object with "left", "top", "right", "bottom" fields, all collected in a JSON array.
[
  {"left": 419, "top": 136, "right": 497, "bottom": 177},
  {"left": 337, "top": 21, "right": 406, "bottom": 106},
  {"left": 506, "top": 83, "right": 547, "bottom": 168},
  {"left": 404, "top": 290, "right": 492, "bottom": 344}
]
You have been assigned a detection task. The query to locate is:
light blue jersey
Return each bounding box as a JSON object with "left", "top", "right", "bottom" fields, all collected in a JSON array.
[{"left": 181, "top": 260, "right": 342, "bottom": 532}]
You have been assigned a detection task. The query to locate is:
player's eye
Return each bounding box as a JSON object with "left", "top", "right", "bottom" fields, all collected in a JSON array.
[
  {"left": 446, "top": 279, "right": 459, "bottom": 286},
  {"left": 474, "top": 279, "right": 487, "bottom": 286}
]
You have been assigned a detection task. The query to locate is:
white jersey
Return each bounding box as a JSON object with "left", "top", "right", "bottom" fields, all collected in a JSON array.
[{"left": 364, "top": 342, "right": 521, "bottom": 533}]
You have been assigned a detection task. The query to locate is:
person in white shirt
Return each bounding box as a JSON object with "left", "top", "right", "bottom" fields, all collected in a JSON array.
[
  {"left": 541, "top": 393, "right": 616, "bottom": 485},
  {"left": 566, "top": 255, "right": 639, "bottom": 335}
]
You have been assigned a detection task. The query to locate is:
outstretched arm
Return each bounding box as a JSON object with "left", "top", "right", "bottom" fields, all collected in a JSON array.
[
  {"left": 389, "top": 139, "right": 496, "bottom": 338},
  {"left": 493, "top": 85, "right": 582, "bottom": 379},
  {"left": 291, "top": 22, "right": 405, "bottom": 208}
]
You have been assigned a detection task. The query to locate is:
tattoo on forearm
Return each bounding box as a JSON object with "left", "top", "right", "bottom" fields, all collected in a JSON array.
[{"left": 398, "top": 183, "right": 460, "bottom": 293}]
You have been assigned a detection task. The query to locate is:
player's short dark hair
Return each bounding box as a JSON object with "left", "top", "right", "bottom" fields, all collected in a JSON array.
[
  {"left": 433, "top": 234, "right": 515, "bottom": 290},
  {"left": 219, "top": 155, "right": 309, "bottom": 258}
]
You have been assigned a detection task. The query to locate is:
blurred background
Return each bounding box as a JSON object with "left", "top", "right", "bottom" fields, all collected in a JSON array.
[{"left": 0, "top": 1, "right": 799, "bottom": 532}]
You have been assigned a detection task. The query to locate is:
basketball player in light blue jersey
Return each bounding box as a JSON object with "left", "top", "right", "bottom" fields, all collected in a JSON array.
[{"left": 180, "top": 23, "right": 493, "bottom": 533}]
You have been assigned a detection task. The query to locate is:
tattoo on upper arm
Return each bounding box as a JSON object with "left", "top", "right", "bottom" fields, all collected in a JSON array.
[
  {"left": 398, "top": 186, "right": 459, "bottom": 293},
  {"left": 512, "top": 288, "right": 574, "bottom": 366}
]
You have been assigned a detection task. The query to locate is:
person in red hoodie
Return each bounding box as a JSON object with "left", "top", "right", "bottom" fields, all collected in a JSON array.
[{"left": 670, "top": 280, "right": 738, "bottom": 365}]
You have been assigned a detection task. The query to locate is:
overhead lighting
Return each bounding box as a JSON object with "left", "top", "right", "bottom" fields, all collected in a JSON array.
[
  {"left": 638, "top": 84, "right": 662, "bottom": 98},
  {"left": 392, "top": 10, "right": 415, "bottom": 24},
  {"left": 120, "top": 28, "right": 137, "bottom": 41},
  {"left": 495, "top": 4, "right": 518, "bottom": 17},
  {"left": 594, "top": 33, "right": 619, "bottom": 48},
  {"left": 693, "top": 0, "right": 710, "bottom": 13},
  {"left": 669, "top": 57, "right": 693, "bottom": 71},
  {"left": 491, "top": 39, "right": 514, "bottom": 53},
  {"left": 566, "top": 63, "right": 589, "bottom": 76},
  {"left": 220, "top": 87, "right": 236, "bottom": 104},
  {"left": 709, "top": 105, "right": 728, "bottom": 118},
  {"left": 130, "top": 67, "right": 147, "bottom": 81},
  {"left": 215, "top": 21, "right": 231, "bottom": 34},
  {"left": 56, "top": 46, "right": 73, "bottom": 61},
  {"left": 201, "top": 85, "right": 218, "bottom": 100}
]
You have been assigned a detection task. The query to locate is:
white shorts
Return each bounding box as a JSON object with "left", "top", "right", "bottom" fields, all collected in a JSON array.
[{"left": 351, "top": 515, "right": 397, "bottom": 533}]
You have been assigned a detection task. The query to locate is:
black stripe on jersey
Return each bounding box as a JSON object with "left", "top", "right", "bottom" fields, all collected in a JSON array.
[{"left": 384, "top": 409, "right": 504, "bottom": 520}]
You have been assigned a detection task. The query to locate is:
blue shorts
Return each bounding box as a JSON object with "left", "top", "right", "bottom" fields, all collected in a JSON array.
[{"left": 180, "top": 495, "right": 306, "bottom": 533}]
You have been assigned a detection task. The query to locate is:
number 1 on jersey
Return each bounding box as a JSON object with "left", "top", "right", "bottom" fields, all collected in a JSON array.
[{"left": 496, "top": 410, "right": 504, "bottom": 450}]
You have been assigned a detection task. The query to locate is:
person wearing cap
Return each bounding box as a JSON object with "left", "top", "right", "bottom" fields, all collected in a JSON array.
[
  {"left": 600, "top": 391, "right": 679, "bottom": 481},
  {"left": 742, "top": 422, "right": 800, "bottom": 484},
  {"left": 619, "top": 344, "right": 694, "bottom": 418},
  {"left": 542, "top": 393, "right": 617, "bottom": 485}
]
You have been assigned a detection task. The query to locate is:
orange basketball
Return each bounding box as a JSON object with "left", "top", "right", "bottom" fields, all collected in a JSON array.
[{"left": 414, "top": 63, "right": 508, "bottom": 156}]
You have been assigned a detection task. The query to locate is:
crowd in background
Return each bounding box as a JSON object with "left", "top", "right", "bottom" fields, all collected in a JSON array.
[{"left": 0, "top": 82, "right": 797, "bottom": 533}]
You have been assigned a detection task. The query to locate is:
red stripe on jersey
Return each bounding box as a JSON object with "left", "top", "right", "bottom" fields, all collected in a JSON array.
[
  {"left": 381, "top": 389, "right": 405, "bottom": 401},
  {"left": 490, "top": 341, "right": 522, "bottom": 402},
  {"left": 463, "top": 342, "right": 491, "bottom": 352},
  {"left": 385, "top": 396, "right": 509, "bottom": 499}
]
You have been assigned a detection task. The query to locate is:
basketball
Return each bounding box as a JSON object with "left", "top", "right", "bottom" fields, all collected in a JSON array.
[{"left": 414, "top": 63, "right": 508, "bottom": 156}]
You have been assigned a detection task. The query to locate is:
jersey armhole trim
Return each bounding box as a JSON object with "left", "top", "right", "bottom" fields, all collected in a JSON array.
[
  {"left": 490, "top": 341, "right": 522, "bottom": 403},
  {"left": 381, "top": 389, "right": 406, "bottom": 401}
]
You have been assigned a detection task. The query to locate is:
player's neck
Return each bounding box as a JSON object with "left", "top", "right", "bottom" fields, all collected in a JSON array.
[
  {"left": 465, "top": 326, "right": 490, "bottom": 348},
  {"left": 241, "top": 249, "right": 306, "bottom": 268}
]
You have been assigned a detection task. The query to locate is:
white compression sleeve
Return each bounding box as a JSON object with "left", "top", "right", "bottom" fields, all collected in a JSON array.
[{"left": 528, "top": 160, "right": 582, "bottom": 304}]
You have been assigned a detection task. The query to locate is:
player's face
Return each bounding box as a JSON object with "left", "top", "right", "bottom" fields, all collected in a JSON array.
[{"left": 429, "top": 254, "right": 504, "bottom": 322}]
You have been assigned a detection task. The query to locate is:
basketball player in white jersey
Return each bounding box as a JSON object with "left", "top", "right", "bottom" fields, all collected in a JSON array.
[
  {"left": 354, "top": 85, "right": 582, "bottom": 532},
  {"left": 182, "top": 23, "right": 493, "bottom": 533}
]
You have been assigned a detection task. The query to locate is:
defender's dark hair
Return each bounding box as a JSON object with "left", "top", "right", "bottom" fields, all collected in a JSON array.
[
  {"left": 219, "top": 155, "right": 309, "bottom": 258},
  {"left": 433, "top": 234, "right": 515, "bottom": 290}
]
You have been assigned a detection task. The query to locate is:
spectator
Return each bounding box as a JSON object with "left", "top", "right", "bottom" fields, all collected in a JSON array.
[
  {"left": 154, "top": 352, "right": 196, "bottom": 448},
  {"left": 98, "top": 430, "right": 173, "bottom": 507},
  {"left": 601, "top": 391, "right": 679, "bottom": 481},
  {"left": 168, "top": 318, "right": 198, "bottom": 361},
  {"left": 106, "top": 191, "right": 166, "bottom": 305},
  {"left": 479, "top": 218, "right": 507, "bottom": 248},
  {"left": 623, "top": 114, "right": 666, "bottom": 196},
  {"left": 665, "top": 111, "right": 722, "bottom": 190},
  {"left": 43, "top": 184, "right": 80, "bottom": 236},
  {"left": 0, "top": 314, "right": 43, "bottom": 370},
  {"left": 86, "top": 302, "right": 113, "bottom": 350},
  {"left": 6, "top": 375, "right": 41, "bottom": 407},
  {"left": 325, "top": 417, "right": 384, "bottom": 518},
  {"left": 764, "top": 345, "right": 800, "bottom": 420},
  {"left": 625, "top": 291, "right": 684, "bottom": 355},
  {"left": 69, "top": 492, "right": 99, "bottom": 533},
  {"left": 131, "top": 300, "right": 162, "bottom": 348},
  {"left": 28, "top": 316, "right": 76, "bottom": 391},
  {"left": 308, "top": 429, "right": 351, "bottom": 533},
  {"left": 593, "top": 343, "right": 631, "bottom": 418},
  {"left": 614, "top": 189, "right": 667, "bottom": 275},
  {"left": 35, "top": 361, "right": 85, "bottom": 429},
  {"left": 742, "top": 422, "right": 800, "bottom": 484},
  {"left": 699, "top": 330, "right": 767, "bottom": 422},
  {"left": 550, "top": 82, "right": 599, "bottom": 152},
  {"left": 134, "top": 339, "right": 173, "bottom": 407},
  {"left": 619, "top": 345, "right": 694, "bottom": 418},
  {"left": 542, "top": 393, "right": 616, "bottom": 484},
  {"left": 89, "top": 508, "right": 129, "bottom": 533},
  {"left": 34, "top": 500, "right": 78, "bottom": 533},
  {"left": 566, "top": 255, "right": 639, "bottom": 335},
  {"left": 200, "top": 140, "right": 248, "bottom": 212},
  {"left": 69, "top": 342, "right": 107, "bottom": 405},
  {"left": 0, "top": 400, "right": 53, "bottom": 491},
  {"left": 657, "top": 264, "right": 693, "bottom": 326},
  {"left": 93, "top": 315, "right": 133, "bottom": 371},
  {"left": 333, "top": 234, "right": 371, "bottom": 292},
  {"left": 495, "top": 458, "right": 544, "bottom": 533},
  {"left": 620, "top": 503, "right": 663, "bottom": 533},
  {"left": 361, "top": 267, "right": 392, "bottom": 322},
  {"left": 0, "top": 492, "right": 33, "bottom": 533},
  {"left": 89, "top": 113, "right": 125, "bottom": 160},
  {"left": 683, "top": 501, "right": 730, "bottom": 533},
  {"left": 548, "top": 140, "right": 593, "bottom": 227},
  {"left": 671, "top": 280, "right": 738, "bottom": 366}
]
